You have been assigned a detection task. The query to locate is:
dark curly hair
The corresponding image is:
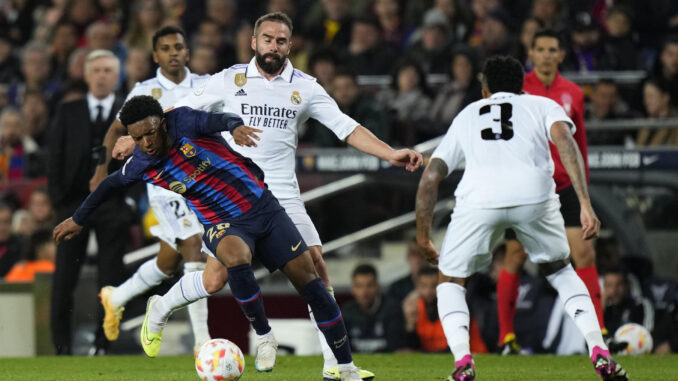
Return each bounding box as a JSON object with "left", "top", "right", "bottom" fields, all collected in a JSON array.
[
  {"left": 119, "top": 95, "right": 164, "bottom": 127},
  {"left": 481, "top": 55, "right": 524, "bottom": 94},
  {"left": 152, "top": 26, "right": 187, "bottom": 51}
]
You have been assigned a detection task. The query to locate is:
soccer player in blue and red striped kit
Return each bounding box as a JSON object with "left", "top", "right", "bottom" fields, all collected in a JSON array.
[{"left": 53, "top": 95, "right": 364, "bottom": 380}]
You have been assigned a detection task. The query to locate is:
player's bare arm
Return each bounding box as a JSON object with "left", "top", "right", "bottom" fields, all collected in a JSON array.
[
  {"left": 345, "top": 125, "right": 423, "bottom": 171},
  {"left": 231, "top": 126, "right": 263, "bottom": 147},
  {"left": 550, "top": 121, "right": 600, "bottom": 240},
  {"left": 53, "top": 217, "right": 83, "bottom": 243},
  {"left": 415, "top": 158, "right": 447, "bottom": 264},
  {"left": 90, "top": 119, "right": 127, "bottom": 190}
]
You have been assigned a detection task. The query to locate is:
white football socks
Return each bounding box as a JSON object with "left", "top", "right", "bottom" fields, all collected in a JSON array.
[
  {"left": 308, "top": 286, "right": 338, "bottom": 371},
  {"left": 546, "top": 264, "right": 607, "bottom": 356},
  {"left": 111, "top": 258, "right": 171, "bottom": 307},
  {"left": 437, "top": 282, "right": 471, "bottom": 362},
  {"left": 149, "top": 270, "right": 210, "bottom": 333},
  {"left": 184, "top": 262, "right": 211, "bottom": 346}
]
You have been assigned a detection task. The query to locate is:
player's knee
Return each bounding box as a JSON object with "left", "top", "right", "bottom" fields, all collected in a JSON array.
[{"left": 203, "top": 268, "right": 228, "bottom": 294}]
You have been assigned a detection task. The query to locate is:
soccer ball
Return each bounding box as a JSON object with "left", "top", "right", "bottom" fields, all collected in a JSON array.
[
  {"left": 195, "top": 339, "right": 245, "bottom": 380},
  {"left": 613, "top": 322, "right": 653, "bottom": 355}
]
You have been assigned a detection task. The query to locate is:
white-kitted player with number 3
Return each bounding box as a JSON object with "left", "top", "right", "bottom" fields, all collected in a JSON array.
[{"left": 415, "top": 55, "right": 627, "bottom": 381}]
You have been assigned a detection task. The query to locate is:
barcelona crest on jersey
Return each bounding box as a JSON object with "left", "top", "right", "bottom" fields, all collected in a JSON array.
[{"left": 180, "top": 142, "right": 197, "bottom": 158}]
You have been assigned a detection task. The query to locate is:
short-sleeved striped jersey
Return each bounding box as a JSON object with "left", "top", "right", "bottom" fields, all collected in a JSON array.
[{"left": 72, "top": 107, "right": 263, "bottom": 225}]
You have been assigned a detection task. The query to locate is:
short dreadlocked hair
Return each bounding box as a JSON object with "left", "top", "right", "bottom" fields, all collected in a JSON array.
[
  {"left": 481, "top": 55, "right": 524, "bottom": 94},
  {"left": 119, "top": 95, "right": 164, "bottom": 127}
]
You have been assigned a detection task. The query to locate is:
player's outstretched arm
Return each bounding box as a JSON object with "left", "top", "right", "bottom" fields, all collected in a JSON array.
[
  {"left": 415, "top": 158, "right": 447, "bottom": 264},
  {"left": 551, "top": 121, "right": 600, "bottom": 240},
  {"left": 346, "top": 126, "right": 423, "bottom": 172},
  {"left": 90, "top": 119, "right": 128, "bottom": 191}
]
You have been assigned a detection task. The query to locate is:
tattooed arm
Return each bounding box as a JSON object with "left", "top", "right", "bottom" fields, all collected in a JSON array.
[
  {"left": 415, "top": 158, "right": 448, "bottom": 264},
  {"left": 551, "top": 121, "right": 600, "bottom": 240}
]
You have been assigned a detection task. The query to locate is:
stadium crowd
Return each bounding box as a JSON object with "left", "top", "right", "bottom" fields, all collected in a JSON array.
[{"left": 0, "top": 0, "right": 677, "bottom": 356}]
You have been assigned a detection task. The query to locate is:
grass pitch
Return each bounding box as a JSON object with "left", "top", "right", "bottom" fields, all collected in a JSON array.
[{"left": 1, "top": 353, "right": 676, "bottom": 380}]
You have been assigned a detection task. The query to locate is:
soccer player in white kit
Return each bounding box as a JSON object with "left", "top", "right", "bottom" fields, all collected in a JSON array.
[
  {"left": 90, "top": 26, "right": 212, "bottom": 353},
  {"left": 114, "top": 12, "right": 422, "bottom": 380},
  {"left": 415, "top": 56, "right": 627, "bottom": 381}
]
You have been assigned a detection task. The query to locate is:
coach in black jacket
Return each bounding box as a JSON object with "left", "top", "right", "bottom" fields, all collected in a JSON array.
[{"left": 47, "top": 49, "right": 130, "bottom": 355}]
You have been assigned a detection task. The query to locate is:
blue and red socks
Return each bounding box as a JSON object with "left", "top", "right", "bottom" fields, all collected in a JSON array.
[
  {"left": 300, "top": 278, "right": 352, "bottom": 365},
  {"left": 228, "top": 264, "right": 271, "bottom": 335}
]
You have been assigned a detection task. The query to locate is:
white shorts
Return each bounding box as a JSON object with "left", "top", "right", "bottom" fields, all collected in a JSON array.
[
  {"left": 439, "top": 198, "right": 570, "bottom": 278},
  {"left": 278, "top": 197, "right": 322, "bottom": 247},
  {"left": 147, "top": 184, "right": 203, "bottom": 251}
]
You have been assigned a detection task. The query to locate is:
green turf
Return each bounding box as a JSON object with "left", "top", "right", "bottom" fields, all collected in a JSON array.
[{"left": 0, "top": 353, "right": 676, "bottom": 380}]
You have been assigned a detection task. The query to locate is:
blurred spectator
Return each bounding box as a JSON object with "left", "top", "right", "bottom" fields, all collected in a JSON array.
[
  {"left": 347, "top": 17, "right": 398, "bottom": 75},
  {"left": 0, "top": 31, "right": 20, "bottom": 85},
  {"left": 562, "top": 12, "right": 602, "bottom": 72},
  {"left": 304, "top": 69, "right": 389, "bottom": 147},
  {"left": 372, "top": 0, "right": 413, "bottom": 50},
  {"left": 430, "top": 0, "right": 471, "bottom": 43},
  {"left": 303, "top": 0, "right": 354, "bottom": 50},
  {"left": 64, "top": 0, "right": 100, "bottom": 45},
  {"left": 308, "top": 48, "right": 343, "bottom": 91},
  {"left": 376, "top": 58, "right": 432, "bottom": 145},
  {"left": 651, "top": 35, "right": 678, "bottom": 107},
  {"left": 585, "top": 79, "right": 636, "bottom": 145},
  {"left": 530, "top": 0, "right": 565, "bottom": 32},
  {"left": 67, "top": 48, "right": 90, "bottom": 81},
  {"left": 190, "top": 44, "right": 217, "bottom": 76},
  {"left": 2, "top": 0, "right": 34, "bottom": 45},
  {"left": 636, "top": 78, "right": 678, "bottom": 146},
  {"left": 478, "top": 7, "right": 516, "bottom": 59},
  {"left": 205, "top": 0, "right": 239, "bottom": 44},
  {"left": 406, "top": 10, "right": 453, "bottom": 74},
  {"left": 194, "top": 19, "right": 235, "bottom": 71},
  {"left": 27, "top": 186, "right": 56, "bottom": 231},
  {"left": 342, "top": 264, "right": 397, "bottom": 353},
  {"left": 50, "top": 22, "right": 79, "bottom": 82},
  {"left": 124, "top": 0, "right": 165, "bottom": 52},
  {"left": 233, "top": 22, "right": 254, "bottom": 68},
  {"left": 0, "top": 202, "right": 23, "bottom": 278},
  {"left": 4, "top": 229, "right": 56, "bottom": 282},
  {"left": 8, "top": 42, "right": 61, "bottom": 108},
  {"left": 21, "top": 90, "right": 49, "bottom": 146},
  {"left": 386, "top": 238, "right": 426, "bottom": 305},
  {"left": 429, "top": 47, "right": 482, "bottom": 129},
  {"left": 60, "top": 78, "right": 88, "bottom": 103},
  {"left": 467, "top": 0, "right": 501, "bottom": 47},
  {"left": 0, "top": 85, "right": 8, "bottom": 112},
  {"left": 97, "top": 0, "right": 128, "bottom": 38},
  {"left": 603, "top": 268, "right": 674, "bottom": 354},
  {"left": 402, "top": 266, "right": 448, "bottom": 352},
  {"left": 121, "top": 47, "right": 152, "bottom": 95},
  {"left": 600, "top": 5, "right": 638, "bottom": 70},
  {"left": 0, "top": 108, "right": 38, "bottom": 183},
  {"left": 514, "top": 17, "right": 543, "bottom": 71}
]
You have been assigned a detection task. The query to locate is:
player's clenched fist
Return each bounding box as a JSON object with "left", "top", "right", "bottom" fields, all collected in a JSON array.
[
  {"left": 232, "top": 126, "right": 262, "bottom": 147},
  {"left": 53, "top": 217, "right": 83, "bottom": 244}
]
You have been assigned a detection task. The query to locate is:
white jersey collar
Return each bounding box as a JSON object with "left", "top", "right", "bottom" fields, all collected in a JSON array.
[
  {"left": 489, "top": 92, "right": 517, "bottom": 99},
  {"left": 246, "top": 57, "right": 294, "bottom": 83},
  {"left": 156, "top": 67, "right": 192, "bottom": 90}
]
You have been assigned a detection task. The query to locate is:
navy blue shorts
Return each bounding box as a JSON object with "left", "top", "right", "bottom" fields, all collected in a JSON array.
[{"left": 203, "top": 190, "right": 309, "bottom": 272}]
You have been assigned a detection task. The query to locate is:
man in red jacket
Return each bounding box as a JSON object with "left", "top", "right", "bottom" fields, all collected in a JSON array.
[{"left": 497, "top": 29, "right": 606, "bottom": 354}]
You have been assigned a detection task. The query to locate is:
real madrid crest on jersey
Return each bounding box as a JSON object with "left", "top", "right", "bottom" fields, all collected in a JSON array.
[
  {"left": 290, "top": 91, "right": 302, "bottom": 105},
  {"left": 180, "top": 142, "right": 196, "bottom": 157},
  {"left": 151, "top": 88, "right": 162, "bottom": 99},
  {"left": 234, "top": 73, "right": 247, "bottom": 87}
]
